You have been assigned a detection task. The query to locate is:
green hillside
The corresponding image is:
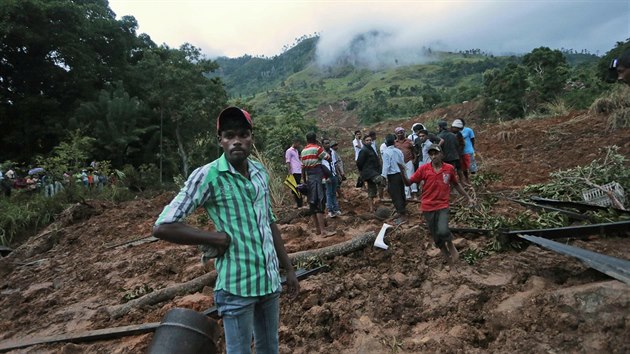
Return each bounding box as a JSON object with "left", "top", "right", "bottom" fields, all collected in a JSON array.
[{"left": 217, "top": 37, "right": 599, "bottom": 123}]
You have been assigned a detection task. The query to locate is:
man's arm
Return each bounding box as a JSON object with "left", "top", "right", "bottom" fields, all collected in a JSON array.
[
  {"left": 398, "top": 163, "right": 411, "bottom": 186},
  {"left": 270, "top": 223, "right": 299, "bottom": 299},
  {"left": 153, "top": 223, "right": 231, "bottom": 255},
  {"left": 451, "top": 180, "right": 476, "bottom": 206}
]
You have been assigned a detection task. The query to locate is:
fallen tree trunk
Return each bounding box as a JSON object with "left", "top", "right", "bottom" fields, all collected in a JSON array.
[
  {"left": 289, "top": 232, "right": 377, "bottom": 264},
  {"left": 106, "top": 272, "right": 217, "bottom": 319},
  {"left": 106, "top": 232, "right": 377, "bottom": 319}
]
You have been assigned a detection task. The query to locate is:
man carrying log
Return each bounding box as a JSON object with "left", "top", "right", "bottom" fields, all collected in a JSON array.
[
  {"left": 153, "top": 106, "right": 299, "bottom": 354},
  {"left": 400, "top": 144, "right": 476, "bottom": 267}
]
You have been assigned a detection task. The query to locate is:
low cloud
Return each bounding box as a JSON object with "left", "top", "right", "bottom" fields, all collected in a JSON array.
[{"left": 315, "top": 1, "right": 629, "bottom": 68}]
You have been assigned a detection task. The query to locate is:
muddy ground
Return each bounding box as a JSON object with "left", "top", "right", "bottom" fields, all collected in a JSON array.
[{"left": 0, "top": 104, "right": 629, "bottom": 353}]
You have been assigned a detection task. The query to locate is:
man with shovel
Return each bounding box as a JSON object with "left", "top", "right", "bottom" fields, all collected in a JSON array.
[{"left": 400, "top": 144, "right": 475, "bottom": 266}]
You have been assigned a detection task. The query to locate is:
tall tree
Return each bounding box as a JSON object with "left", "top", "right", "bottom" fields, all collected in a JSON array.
[
  {"left": 134, "top": 44, "right": 227, "bottom": 177},
  {"left": 0, "top": 0, "right": 140, "bottom": 161},
  {"left": 523, "top": 47, "right": 569, "bottom": 101},
  {"left": 73, "top": 82, "right": 157, "bottom": 167},
  {"left": 482, "top": 63, "right": 528, "bottom": 118}
]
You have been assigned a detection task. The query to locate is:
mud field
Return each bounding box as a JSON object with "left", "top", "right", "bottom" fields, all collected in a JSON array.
[{"left": 0, "top": 107, "right": 629, "bottom": 353}]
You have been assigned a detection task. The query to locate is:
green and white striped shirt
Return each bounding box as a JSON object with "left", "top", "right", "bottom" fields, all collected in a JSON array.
[{"left": 155, "top": 154, "right": 280, "bottom": 297}]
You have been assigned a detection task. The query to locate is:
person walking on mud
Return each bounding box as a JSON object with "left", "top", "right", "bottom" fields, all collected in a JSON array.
[
  {"left": 285, "top": 138, "right": 303, "bottom": 208},
  {"left": 381, "top": 134, "right": 407, "bottom": 219},
  {"left": 153, "top": 106, "right": 299, "bottom": 354},
  {"left": 330, "top": 141, "right": 346, "bottom": 200},
  {"left": 322, "top": 138, "right": 341, "bottom": 218},
  {"left": 301, "top": 132, "right": 336, "bottom": 236},
  {"left": 357, "top": 134, "right": 386, "bottom": 213},
  {"left": 394, "top": 127, "right": 416, "bottom": 199},
  {"left": 400, "top": 144, "right": 475, "bottom": 267}
]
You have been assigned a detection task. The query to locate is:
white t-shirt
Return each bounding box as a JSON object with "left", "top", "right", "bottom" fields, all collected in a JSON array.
[{"left": 353, "top": 138, "right": 363, "bottom": 160}]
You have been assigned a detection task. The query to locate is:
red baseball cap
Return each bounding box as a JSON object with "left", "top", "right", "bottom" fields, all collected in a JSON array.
[{"left": 216, "top": 106, "right": 252, "bottom": 133}]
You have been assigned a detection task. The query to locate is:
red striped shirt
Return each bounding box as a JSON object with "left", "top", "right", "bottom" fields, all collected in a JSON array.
[{"left": 300, "top": 144, "right": 328, "bottom": 168}]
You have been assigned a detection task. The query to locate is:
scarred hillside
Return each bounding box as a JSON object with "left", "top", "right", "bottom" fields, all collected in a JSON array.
[{"left": 0, "top": 104, "right": 629, "bottom": 353}]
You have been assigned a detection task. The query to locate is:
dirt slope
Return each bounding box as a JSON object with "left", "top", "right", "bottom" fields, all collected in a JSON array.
[{"left": 0, "top": 107, "right": 629, "bottom": 353}]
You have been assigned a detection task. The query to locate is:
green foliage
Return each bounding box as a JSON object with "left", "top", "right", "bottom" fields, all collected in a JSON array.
[
  {"left": 0, "top": 0, "right": 144, "bottom": 162},
  {"left": 35, "top": 130, "right": 96, "bottom": 179},
  {"left": 133, "top": 44, "right": 228, "bottom": 177},
  {"left": 523, "top": 47, "right": 570, "bottom": 101},
  {"left": 121, "top": 164, "right": 161, "bottom": 191},
  {"left": 293, "top": 256, "right": 325, "bottom": 270},
  {"left": 255, "top": 93, "right": 318, "bottom": 170},
  {"left": 0, "top": 188, "right": 66, "bottom": 246},
  {"left": 121, "top": 284, "right": 154, "bottom": 303},
  {"left": 523, "top": 146, "right": 630, "bottom": 205},
  {"left": 73, "top": 82, "right": 156, "bottom": 166},
  {"left": 215, "top": 36, "right": 318, "bottom": 97},
  {"left": 482, "top": 63, "right": 528, "bottom": 118}
]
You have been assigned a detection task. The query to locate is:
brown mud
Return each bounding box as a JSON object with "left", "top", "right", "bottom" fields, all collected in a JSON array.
[{"left": 0, "top": 105, "right": 629, "bottom": 353}]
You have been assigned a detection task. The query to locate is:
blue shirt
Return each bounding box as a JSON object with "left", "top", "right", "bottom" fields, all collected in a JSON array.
[
  {"left": 462, "top": 127, "right": 475, "bottom": 154},
  {"left": 381, "top": 145, "right": 405, "bottom": 177}
]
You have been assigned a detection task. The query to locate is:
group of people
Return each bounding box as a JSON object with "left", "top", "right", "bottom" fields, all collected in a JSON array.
[
  {"left": 351, "top": 119, "right": 477, "bottom": 220},
  {"left": 0, "top": 165, "right": 111, "bottom": 198},
  {"left": 285, "top": 133, "right": 345, "bottom": 236},
  {"left": 153, "top": 106, "right": 479, "bottom": 354}
]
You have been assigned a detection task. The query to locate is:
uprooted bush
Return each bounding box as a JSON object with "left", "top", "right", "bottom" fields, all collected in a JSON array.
[{"left": 523, "top": 145, "right": 630, "bottom": 206}]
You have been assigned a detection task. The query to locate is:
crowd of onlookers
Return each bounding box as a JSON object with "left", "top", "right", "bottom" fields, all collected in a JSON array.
[
  {"left": 285, "top": 119, "right": 477, "bottom": 236},
  {"left": 0, "top": 161, "right": 115, "bottom": 198}
]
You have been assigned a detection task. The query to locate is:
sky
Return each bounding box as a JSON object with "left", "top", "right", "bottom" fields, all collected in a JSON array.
[{"left": 108, "top": 0, "right": 630, "bottom": 66}]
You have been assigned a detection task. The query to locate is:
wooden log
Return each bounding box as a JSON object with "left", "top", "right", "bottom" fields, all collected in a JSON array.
[
  {"left": 106, "top": 272, "right": 217, "bottom": 319},
  {"left": 0, "top": 323, "right": 159, "bottom": 352},
  {"left": 106, "top": 232, "right": 378, "bottom": 319},
  {"left": 289, "top": 232, "right": 377, "bottom": 264}
]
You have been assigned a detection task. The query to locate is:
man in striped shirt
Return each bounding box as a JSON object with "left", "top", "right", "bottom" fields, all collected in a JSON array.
[
  {"left": 153, "top": 106, "right": 298, "bottom": 354},
  {"left": 300, "top": 132, "right": 335, "bottom": 236}
]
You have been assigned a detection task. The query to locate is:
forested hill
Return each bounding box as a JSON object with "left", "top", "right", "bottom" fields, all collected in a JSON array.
[
  {"left": 214, "top": 33, "right": 608, "bottom": 126},
  {"left": 213, "top": 36, "right": 318, "bottom": 97}
]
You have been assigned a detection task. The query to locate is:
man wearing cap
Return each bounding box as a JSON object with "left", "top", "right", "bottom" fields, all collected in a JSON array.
[
  {"left": 400, "top": 143, "right": 475, "bottom": 267},
  {"left": 153, "top": 106, "right": 299, "bottom": 354},
  {"left": 394, "top": 127, "right": 416, "bottom": 199}
]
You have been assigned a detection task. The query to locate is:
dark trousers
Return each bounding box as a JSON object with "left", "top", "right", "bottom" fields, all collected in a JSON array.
[
  {"left": 293, "top": 173, "right": 302, "bottom": 207},
  {"left": 387, "top": 173, "right": 406, "bottom": 214},
  {"left": 423, "top": 208, "right": 452, "bottom": 248}
]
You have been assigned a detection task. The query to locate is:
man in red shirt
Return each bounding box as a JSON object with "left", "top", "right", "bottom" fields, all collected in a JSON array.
[{"left": 401, "top": 144, "right": 475, "bottom": 266}]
